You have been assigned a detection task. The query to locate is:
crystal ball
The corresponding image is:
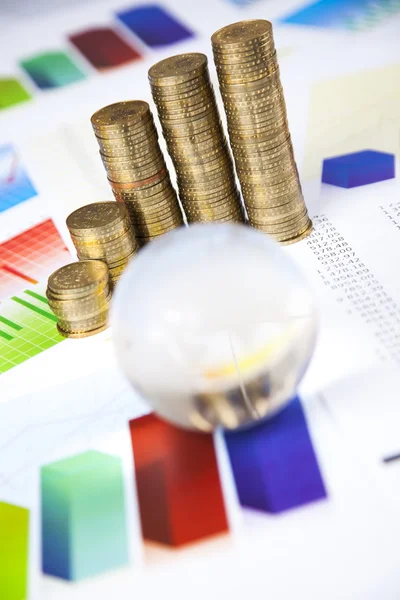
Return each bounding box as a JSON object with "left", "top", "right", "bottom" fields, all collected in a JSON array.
[{"left": 111, "top": 223, "right": 317, "bottom": 431}]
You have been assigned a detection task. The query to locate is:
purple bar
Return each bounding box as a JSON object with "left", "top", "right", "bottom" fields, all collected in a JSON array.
[{"left": 224, "top": 396, "right": 327, "bottom": 513}]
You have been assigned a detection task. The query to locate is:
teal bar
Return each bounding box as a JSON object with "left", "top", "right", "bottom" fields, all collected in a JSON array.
[
  {"left": 41, "top": 450, "right": 129, "bottom": 581},
  {"left": 24, "top": 290, "right": 49, "bottom": 305},
  {"left": 0, "top": 316, "right": 22, "bottom": 330},
  {"left": 0, "top": 501, "right": 29, "bottom": 599},
  {"left": 12, "top": 297, "right": 57, "bottom": 322}
]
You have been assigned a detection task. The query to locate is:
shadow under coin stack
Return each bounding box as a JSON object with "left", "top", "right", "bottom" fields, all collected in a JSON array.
[
  {"left": 211, "top": 20, "right": 312, "bottom": 244},
  {"left": 66, "top": 202, "right": 138, "bottom": 288},
  {"left": 91, "top": 101, "right": 183, "bottom": 245},
  {"left": 47, "top": 261, "right": 111, "bottom": 338},
  {"left": 149, "top": 53, "right": 244, "bottom": 224}
]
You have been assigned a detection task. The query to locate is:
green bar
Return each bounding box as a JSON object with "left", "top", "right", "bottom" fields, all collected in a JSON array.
[
  {"left": 0, "top": 316, "right": 23, "bottom": 331},
  {"left": 11, "top": 297, "right": 57, "bottom": 322},
  {"left": 0, "top": 78, "right": 31, "bottom": 110},
  {"left": 0, "top": 501, "right": 29, "bottom": 599},
  {"left": 24, "top": 290, "right": 49, "bottom": 305},
  {"left": 0, "top": 330, "right": 13, "bottom": 341}
]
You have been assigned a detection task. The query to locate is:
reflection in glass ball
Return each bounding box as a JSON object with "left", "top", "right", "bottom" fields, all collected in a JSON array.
[{"left": 111, "top": 223, "right": 317, "bottom": 431}]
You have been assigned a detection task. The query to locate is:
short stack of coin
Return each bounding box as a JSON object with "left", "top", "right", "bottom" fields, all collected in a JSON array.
[
  {"left": 47, "top": 261, "right": 111, "bottom": 338},
  {"left": 149, "top": 53, "right": 244, "bottom": 224},
  {"left": 91, "top": 101, "right": 184, "bottom": 245},
  {"left": 211, "top": 20, "right": 312, "bottom": 244},
  {"left": 66, "top": 202, "right": 138, "bottom": 287}
]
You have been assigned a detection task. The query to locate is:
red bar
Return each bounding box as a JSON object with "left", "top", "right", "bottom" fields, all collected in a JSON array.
[
  {"left": 2, "top": 264, "right": 38, "bottom": 284},
  {"left": 129, "top": 414, "right": 229, "bottom": 547},
  {"left": 69, "top": 27, "right": 142, "bottom": 71}
]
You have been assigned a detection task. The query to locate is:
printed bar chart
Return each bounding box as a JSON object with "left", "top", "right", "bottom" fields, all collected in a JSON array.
[
  {"left": 0, "top": 286, "right": 64, "bottom": 374},
  {"left": 0, "top": 501, "right": 29, "bottom": 600},
  {"left": 0, "top": 144, "right": 37, "bottom": 214},
  {"left": 20, "top": 51, "right": 86, "bottom": 90},
  {"left": 41, "top": 450, "right": 129, "bottom": 581},
  {"left": 0, "top": 219, "right": 71, "bottom": 301},
  {"left": 69, "top": 27, "right": 142, "bottom": 71},
  {"left": 225, "top": 397, "right": 327, "bottom": 513},
  {"left": 129, "top": 413, "right": 229, "bottom": 547},
  {"left": 0, "top": 78, "right": 31, "bottom": 110},
  {"left": 116, "top": 4, "right": 194, "bottom": 48}
]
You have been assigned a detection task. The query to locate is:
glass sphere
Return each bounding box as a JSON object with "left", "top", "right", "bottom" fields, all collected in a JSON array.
[{"left": 111, "top": 223, "right": 317, "bottom": 431}]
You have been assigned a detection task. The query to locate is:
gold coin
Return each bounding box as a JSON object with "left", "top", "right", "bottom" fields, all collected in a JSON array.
[
  {"left": 47, "top": 284, "right": 111, "bottom": 308},
  {"left": 212, "top": 43, "right": 276, "bottom": 62},
  {"left": 280, "top": 221, "right": 313, "bottom": 245},
  {"left": 99, "top": 131, "right": 159, "bottom": 157},
  {"left": 161, "top": 114, "right": 221, "bottom": 136},
  {"left": 258, "top": 218, "right": 310, "bottom": 239},
  {"left": 149, "top": 73, "right": 211, "bottom": 98},
  {"left": 49, "top": 296, "right": 111, "bottom": 321},
  {"left": 75, "top": 236, "right": 137, "bottom": 262},
  {"left": 106, "top": 157, "right": 165, "bottom": 183},
  {"left": 91, "top": 100, "right": 150, "bottom": 130},
  {"left": 149, "top": 53, "right": 208, "bottom": 86},
  {"left": 57, "top": 323, "right": 108, "bottom": 339},
  {"left": 219, "top": 69, "right": 281, "bottom": 94},
  {"left": 211, "top": 20, "right": 273, "bottom": 49},
  {"left": 154, "top": 88, "right": 212, "bottom": 110},
  {"left": 216, "top": 60, "right": 278, "bottom": 80},
  {"left": 94, "top": 119, "right": 156, "bottom": 144},
  {"left": 151, "top": 81, "right": 211, "bottom": 103},
  {"left": 48, "top": 261, "right": 109, "bottom": 298},
  {"left": 66, "top": 202, "right": 128, "bottom": 237},
  {"left": 101, "top": 148, "right": 162, "bottom": 170},
  {"left": 100, "top": 143, "right": 161, "bottom": 163},
  {"left": 120, "top": 191, "right": 178, "bottom": 212},
  {"left": 109, "top": 168, "right": 167, "bottom": 191},
  {"left": 113, "top": 174, "right": 171, "bottom": 199},
  {"left": 253, "top": 211, "right": 310, "bottom": 235}
]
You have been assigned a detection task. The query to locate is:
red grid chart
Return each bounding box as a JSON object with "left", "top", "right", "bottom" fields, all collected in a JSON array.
[{"left": 0, "top": 220, "right": 71, "bottom": 300}]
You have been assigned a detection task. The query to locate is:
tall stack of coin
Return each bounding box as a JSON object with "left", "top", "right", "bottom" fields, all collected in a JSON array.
[
  {"left": 91, "top": 101, "right": 184, "bottom": 245},
  {"left": 47, "top": 261, "right": 111, "bottom": 338},
  {"left": 149, "top": 53, "right": 244, "bottom": 224},
  {"left": 211, "top": 20, "right": 312, "bottom": 244},
  {"left": 66, "top": 202, "right": 138, "bottom": 287}
]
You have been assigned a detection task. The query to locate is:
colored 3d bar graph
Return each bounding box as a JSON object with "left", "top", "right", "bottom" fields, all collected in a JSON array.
[
  {"left": 0, "top": 78, "right": 31, "bottom": 110},
  {"left": 0, "top": 219, "right": 71, "bottom": 300},
  {"left": 41, "top": 450, "right": 129, "bottom": 581},
  {"left": 0, "top": 501, "right": 29, "bottom": 600},
  {"left": 0, "top": 286, "right": 64, "bottom": 374},
  {"left": 225, "top": 397, "right": 327, "bottom": 513},
  {"left": 116, "top": 4, "right": 194, "bottom": 48},
  {"left": 0, "top": 144, "right": 37, "bottom": 213},
  {"left": 69, "top": 27, "right": 141, "bottom": 71},
  {"left": 322, "top": 150, "right": 395, "bottom": 188},
  {"left": 129, "top": 413, "right": 229, "bottom": 546},
  {"left": 20, "top": 51, "right": 86, "bottom": 90}
]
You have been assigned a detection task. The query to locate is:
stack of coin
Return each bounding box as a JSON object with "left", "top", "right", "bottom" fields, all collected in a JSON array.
[
  {"left": 66, "top": 201, "right": 138, "bottom": 287},
  {"left": 149, "top": 53, "right": 244, "bottom": 224},
  {"left": 47, "top": 261, "right": 111, "bottom": 338},
  {"left": 211, "top": 20, "right": 312, "bottom": 244},
  {"left": 91, "top": 101, "right": 184, "bottom": 245}
]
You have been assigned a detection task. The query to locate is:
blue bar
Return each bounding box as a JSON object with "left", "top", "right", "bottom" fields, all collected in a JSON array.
[
  {"left": 225, "top": 397, "right": 327, "bottom": 513},
  {"left": 116, "top": 5, "right": 194, "bottom": 48}
]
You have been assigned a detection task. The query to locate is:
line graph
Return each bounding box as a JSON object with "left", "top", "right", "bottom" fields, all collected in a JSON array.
[{"left": 0, "top": 145, "right": 37, "bottom": 213}]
